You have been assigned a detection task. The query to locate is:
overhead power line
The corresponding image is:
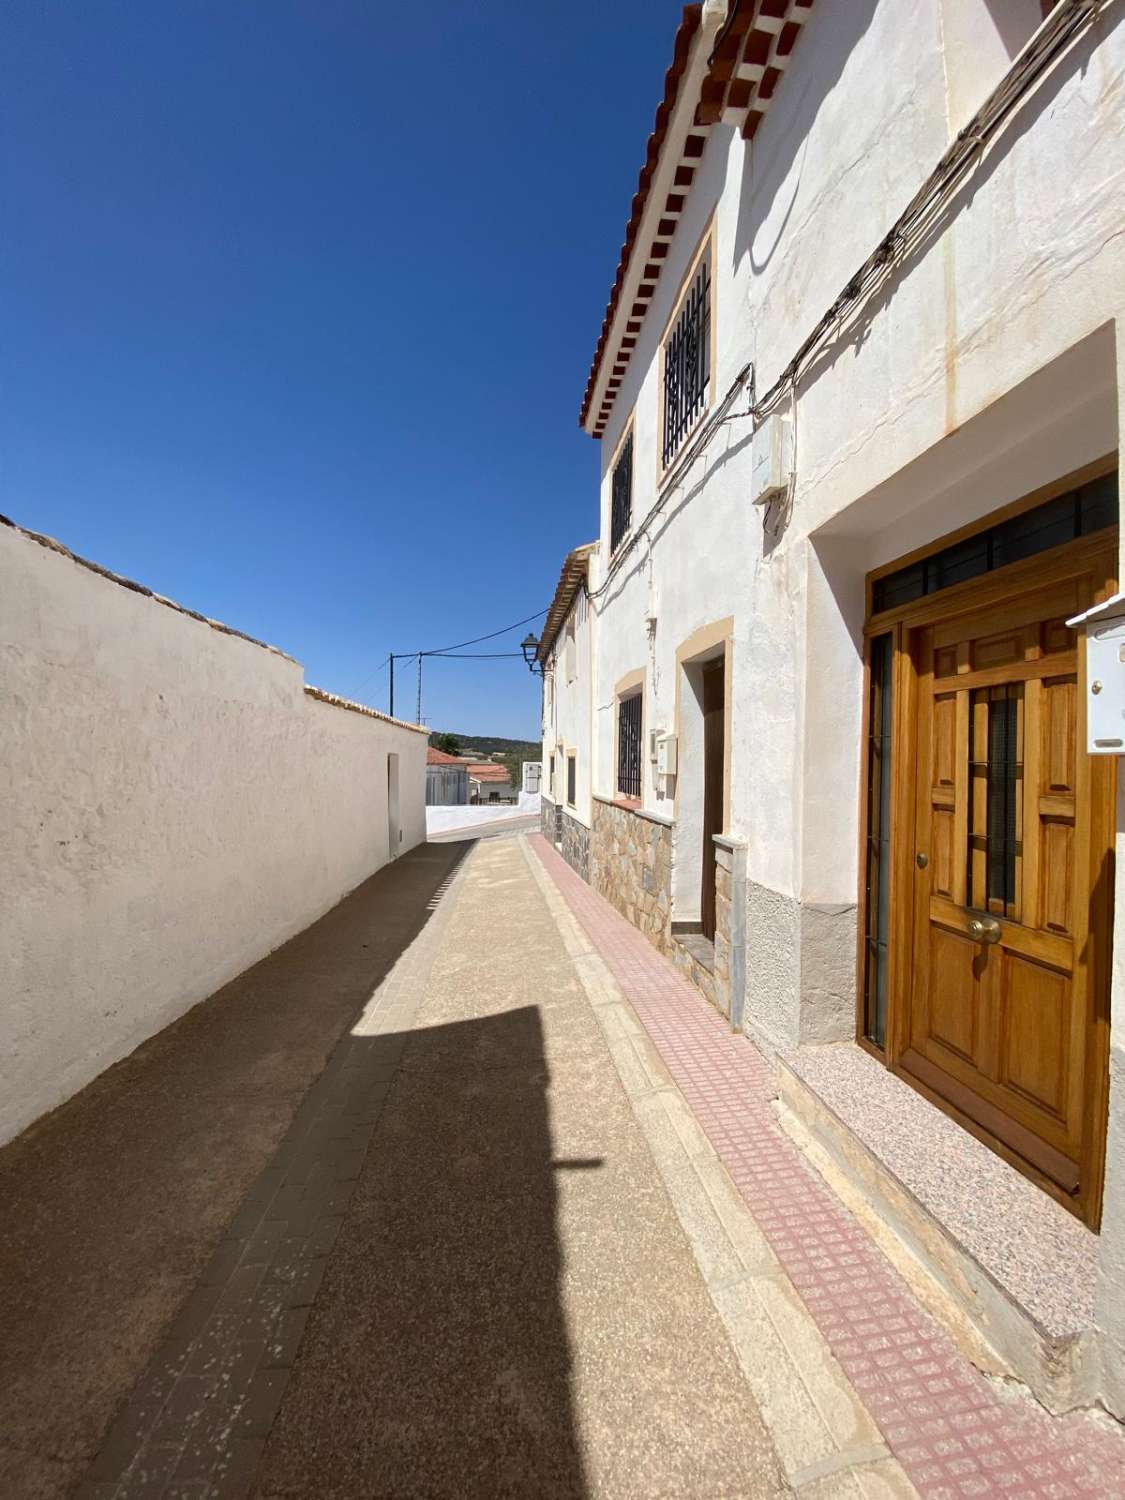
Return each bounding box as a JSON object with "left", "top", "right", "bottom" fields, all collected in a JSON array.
[
  {"left": 386, "top": 605, "right": 548, "bottom": 719},
  {"left": 415, "top": 607, "right": 548, "bottom": 658}
]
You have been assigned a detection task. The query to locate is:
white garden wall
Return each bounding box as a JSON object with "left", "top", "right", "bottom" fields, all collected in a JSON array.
[{"left": 0, "top": 519, "right": 427, "bottom": 1145}]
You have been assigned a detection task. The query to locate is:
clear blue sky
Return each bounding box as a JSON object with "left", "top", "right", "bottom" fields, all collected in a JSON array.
[{"left": 3, "top": 1, "right": 682, "bottom": 739}]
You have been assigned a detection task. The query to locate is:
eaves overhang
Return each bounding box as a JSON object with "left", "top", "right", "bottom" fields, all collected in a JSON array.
[
  {"left": 579, "top": 0, "right": 815, "bottom": 440},
  {"left": 537, "top": 541, "right": 598, "bottom": 665}
]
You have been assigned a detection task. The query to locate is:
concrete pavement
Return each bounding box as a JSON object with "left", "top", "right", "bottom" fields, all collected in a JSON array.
[
  {"left": 0, "top": 842, "right": 471, "bottom": 1500},
  {"left": 2, "top": 832, "right": 789, "bottom": 1499}
]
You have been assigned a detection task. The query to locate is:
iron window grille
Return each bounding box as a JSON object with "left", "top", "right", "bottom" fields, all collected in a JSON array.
[
  {"left": 662, "top": 252, "right": 711, "bottom": 469},
  {"left": 567, "top": 753, "right": 576, "bottom": 806},
  {"left": 610, "top": 431, "right": 634, "bottom": 554},
  {"left": 617, "top": 692, "right": 642, "bottom": 799},
  {"left": 871, "top": 471, "right": 1116, "bottom": 613}
]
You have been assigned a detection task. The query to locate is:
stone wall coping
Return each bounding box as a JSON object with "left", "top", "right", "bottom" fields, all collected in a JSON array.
[
  {"left": 592, "top": 792, "right": 674, "bottom": 828},
  {"left": 712, "top": 833, "right": 747, "bottom": 852}
]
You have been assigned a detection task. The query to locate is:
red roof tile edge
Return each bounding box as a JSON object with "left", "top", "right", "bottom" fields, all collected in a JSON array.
[{"left": 577, "top": 5, "right": 703, "bottom": 432}]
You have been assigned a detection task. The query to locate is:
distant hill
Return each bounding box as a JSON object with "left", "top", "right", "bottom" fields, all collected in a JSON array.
[
  {"left": 429, "top": 732, "right": 540, "bottom": 792},
  {"left": 429, "top": 732, "right": 539, "bottom": 758}
]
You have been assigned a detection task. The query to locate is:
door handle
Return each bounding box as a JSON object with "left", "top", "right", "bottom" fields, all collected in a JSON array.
[{"left": 968, "top": 915, "right": 1002, "bottom": 945}]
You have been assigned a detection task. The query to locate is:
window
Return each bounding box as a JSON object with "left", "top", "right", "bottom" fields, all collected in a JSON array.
[
  {"left": 611, "top": 430, "right": 633, "bottom": 553},
  {"left": 567, "top": 753, "right": 576, "bottom": 807},
  {"left": 871, "top": 471, "right": 1116, "bottom": 614},
  {"left": 862, "top": 634, "right": 894, "bottom": 1050},
  {"left": 617, "top": 692, "right": 642, "bottom": 800},
  {"left": 968, "top": 685, "right": 1023, "bottom": 918},
  {"left": 548, "top": 753, "right": 555, "bottom": 797},
  {"left": 662, "top": 244, "right": 711, "bottom": 469}
]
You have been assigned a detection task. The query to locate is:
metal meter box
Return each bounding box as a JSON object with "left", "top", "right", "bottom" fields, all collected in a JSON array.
[
  {"left": 1066, "top": 591, "right": 1125, "bottom": 754},
  {"left": 751, "top": 412, "right": 793, "bottom": 507},
  {"left": 656, "top": 734, "right": 678, "bottom": 777}
]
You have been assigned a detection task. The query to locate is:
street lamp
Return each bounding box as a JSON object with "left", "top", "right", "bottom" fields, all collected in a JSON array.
[{"left": 520, "top": 632, "right": 542, "bottom": 674}]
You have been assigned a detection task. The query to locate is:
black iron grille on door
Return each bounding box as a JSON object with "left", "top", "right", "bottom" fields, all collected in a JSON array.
[
  {"left": 662, "top": 253, "right": 711, "bottom": 468},
  {"left": 968, "top": 685, "right": 1023, "bottom": 918},
  {"left": 617, "top": 693, "right": 642, "bottom": 798},
  {"left": 610, "top": 431, "right": 633, "bottom": 554},
  {"left": 871, "top": 471, "right": 1116, "bottom": 613}
]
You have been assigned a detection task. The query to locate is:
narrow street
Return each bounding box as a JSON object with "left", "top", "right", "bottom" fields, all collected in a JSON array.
[{"left": 3, "top": 831, "right": 1124, "bottom": 1499}]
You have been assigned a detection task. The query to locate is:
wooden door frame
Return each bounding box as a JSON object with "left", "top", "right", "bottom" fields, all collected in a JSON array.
[
  {"left": 855, "top": 458, "right": 1117, "bottom": 1227},
  {"left": 700, "top": 659, "right": 725, "bottom": 942}
]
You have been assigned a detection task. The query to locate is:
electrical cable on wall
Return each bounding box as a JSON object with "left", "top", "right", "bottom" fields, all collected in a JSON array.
[{"left": 589, "top": 0, "right": 1110, "bottom": 599}]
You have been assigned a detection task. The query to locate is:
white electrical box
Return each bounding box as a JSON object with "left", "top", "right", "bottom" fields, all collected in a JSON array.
[
  {"left": 656, "top": 733, "right": 678, "bottom": 777},
  {"left": 750, "top": 412, "right": 793, "bottom": 506},
  {"left": 1067, "top": 592, "right": 1125, "bottom": 754}
]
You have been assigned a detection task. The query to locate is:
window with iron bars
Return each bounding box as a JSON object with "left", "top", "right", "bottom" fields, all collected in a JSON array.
[
  {"left": 662, "top": 249, "right": 711, "bottom": 470},
  {"left": 617, "top": 692, "right": 642, "bottom": 799},
  {"left": 610, "top": 430, "right": 633, "bottom": 554},
  {"left": 567, "top": 753, "right": 576, "bottom": 806}
]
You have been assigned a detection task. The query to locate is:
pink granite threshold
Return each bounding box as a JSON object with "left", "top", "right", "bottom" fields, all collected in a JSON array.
[
  {"left": 529, "top": 834, "right": 1125, "bottom": 1500},
  {"left": 781, "top": 1042, "right": 1097, "bottom": 1344}
]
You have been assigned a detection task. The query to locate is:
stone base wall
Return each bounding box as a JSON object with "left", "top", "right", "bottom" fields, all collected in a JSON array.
[
  {"left": 713, "top": 838, "right": 747, "bottom": 1026},
  {"left": 559, "top": 808, "right": 590, "bottom": 882},
  {"left": 671, "top": 942, "right": 718, "bottom": 1010},
  {"left": 541, "top": 795, "right": 563, "bottom": 844},
  {"left": 590, "top": 797, "right": 672, "bottom": 953},
  {"left": 668, "top": 838, "right": 747, "bottom": 1023}
]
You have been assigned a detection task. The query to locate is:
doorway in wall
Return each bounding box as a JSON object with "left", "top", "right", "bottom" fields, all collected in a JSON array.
[
  {"left": 859, "top": 462, "right": 1117, "bottom": 1226},
  {"left": 387, "top": 753, "right": 400, "bottom": 861},
  {"left": 701, "top": 660, "right": 725, "bottom": 942}
]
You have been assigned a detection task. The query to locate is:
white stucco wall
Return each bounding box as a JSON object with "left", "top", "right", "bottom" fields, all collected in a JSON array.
[
  {"left": 0, "top": 521, "right": 427, "bottom": 1145},
  {"left": 425, "top": 793, "right": 541, "bottom": 835},
  {"left": 575, "top": 0, "right": 1125, "bottom": 1405},
  {"left": 542, "top": 565, "right": 597, "bottom": 829},
  {"left": 592, "top": 0, "right": 1125, "bottom": 952}
]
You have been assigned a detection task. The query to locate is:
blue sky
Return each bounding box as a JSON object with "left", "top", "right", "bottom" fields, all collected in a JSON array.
[{"left": 2, "top": 1, "right": 682, "bottom": 739}]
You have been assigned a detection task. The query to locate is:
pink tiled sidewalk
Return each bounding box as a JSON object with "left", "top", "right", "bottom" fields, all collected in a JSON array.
[{"left": 530, "top": 834, "right": 1125, "bottom": 1500}]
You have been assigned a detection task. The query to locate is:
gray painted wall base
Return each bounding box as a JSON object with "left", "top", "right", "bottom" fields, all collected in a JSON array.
[{"left": 744, "top": 879, "right": 857, "bottom": 1049}]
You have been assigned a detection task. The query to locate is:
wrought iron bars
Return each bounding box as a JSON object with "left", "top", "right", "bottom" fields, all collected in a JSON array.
[
  {"left": 662, "top": 255, "right": 711, "bottom": 469},
  {"left": 617, "top": 692, "right": 642, "bottom": 799},
  {"left": 610, "top": 431, "right": 633, "bottom": 554}
]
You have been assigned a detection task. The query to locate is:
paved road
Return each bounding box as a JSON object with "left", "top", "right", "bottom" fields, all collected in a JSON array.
[
  {"left": 0, "top": 836, "right": 785, "bottom": 1500},
  {"left": 425, "top": 812, "right": 540, "bottom": 842}
]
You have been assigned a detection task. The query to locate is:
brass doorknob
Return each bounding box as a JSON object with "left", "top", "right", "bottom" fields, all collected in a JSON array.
[{"left": 968, "top": 915, "right": 1002, "bottom": 944}]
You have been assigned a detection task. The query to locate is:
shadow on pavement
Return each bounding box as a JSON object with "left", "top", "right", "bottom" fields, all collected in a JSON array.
[
  {"left": 0, "top": 840, "right": 473, "bottom": 1500},
  {"left": 252, "top": 1005, "right": 592, "bottom": 1499}
]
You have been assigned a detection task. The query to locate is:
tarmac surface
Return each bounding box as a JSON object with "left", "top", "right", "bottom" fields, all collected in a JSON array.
[{"left": 0, "top": 833, "right": 785, "bottom": 1499}]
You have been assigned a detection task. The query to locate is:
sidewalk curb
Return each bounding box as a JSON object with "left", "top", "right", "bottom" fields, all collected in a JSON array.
[{"left": 521, "top": 837, "right": 918, "bottom": 1499}]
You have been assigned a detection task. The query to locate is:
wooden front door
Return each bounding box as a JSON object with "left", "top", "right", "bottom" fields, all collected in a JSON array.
[
  {"left": 899, "top": 552, "right": 1114, "bottom": 1221},
  {"left": 700, "top": 660, "right": 725, "bottom": 942}
]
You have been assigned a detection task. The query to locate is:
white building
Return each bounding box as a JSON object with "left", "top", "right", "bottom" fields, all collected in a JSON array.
[
  {"left": 1, "top": 514, "right": 427, "bottom": 1146},
  {"left": 544, "top": 0, "right": 1125, "bottom": 1418},
  {"left": 539, "top": 543, "right": 598, "bottom": 877}
]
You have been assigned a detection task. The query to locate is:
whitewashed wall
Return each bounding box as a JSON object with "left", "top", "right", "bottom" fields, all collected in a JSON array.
[
  {"left": 542, "top": 564, "right": 597, "bottom": 829},
  {"left": 583, "top": 0, "right": 1125, "bottom": 1409},
  {"left": 593, "top": 0, "right": 1125, "bottom": 1033},
  {"left": 0, "top": 521, "right": 427, "bottom": 1145}
]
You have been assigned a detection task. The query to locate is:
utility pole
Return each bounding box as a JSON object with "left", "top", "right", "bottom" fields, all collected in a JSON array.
[
  {"left": 416, "top": 654, "right": 422, "bottom": 725},
  {"left": 388, "top": 654, "right": 395, "bottom": 718}
]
